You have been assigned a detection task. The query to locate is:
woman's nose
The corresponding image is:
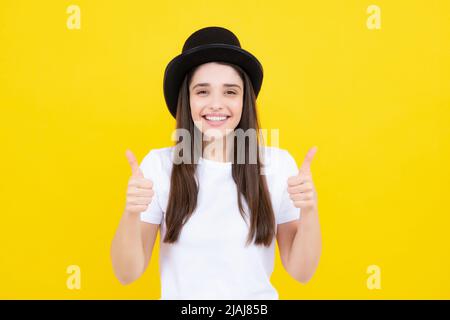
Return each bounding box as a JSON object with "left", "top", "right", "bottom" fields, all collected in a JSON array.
[{"left": 209, "top": 92, "right": 226, "bottom": 110}]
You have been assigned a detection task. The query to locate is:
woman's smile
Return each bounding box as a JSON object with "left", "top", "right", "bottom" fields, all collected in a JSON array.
[{"left": 202, "top": 113, "right": 231, "bottom": 127}]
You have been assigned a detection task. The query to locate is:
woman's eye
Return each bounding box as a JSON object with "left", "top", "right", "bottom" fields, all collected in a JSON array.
[{"left": 196, "top": 90, "right": 236, "bottom": 95}]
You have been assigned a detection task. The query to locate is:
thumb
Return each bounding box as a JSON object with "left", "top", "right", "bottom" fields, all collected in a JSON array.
[
  {"left": 299, "top": 146, "right": 318, "bottom": 175},
  {"left": 125, "top": 149, "right": 144, "bottom": 178}
]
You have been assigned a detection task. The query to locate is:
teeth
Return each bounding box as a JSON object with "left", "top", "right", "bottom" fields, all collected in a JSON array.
[{"left": 205, "top": 116, "right": 227, "bottom": 121}]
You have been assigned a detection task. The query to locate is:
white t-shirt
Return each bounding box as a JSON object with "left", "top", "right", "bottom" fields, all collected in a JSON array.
[{"left": 139, "top": 145, "right": 301, "bottom": 300}]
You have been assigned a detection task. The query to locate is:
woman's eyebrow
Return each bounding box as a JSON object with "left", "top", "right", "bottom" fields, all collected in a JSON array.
[{"left": 191, "top": 83, "right": 242, "bottom": 90}]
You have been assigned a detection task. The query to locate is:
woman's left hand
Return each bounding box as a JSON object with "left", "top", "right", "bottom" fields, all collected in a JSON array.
[{"left": 287, "top": 146, "right": 319, "bottom": 215}]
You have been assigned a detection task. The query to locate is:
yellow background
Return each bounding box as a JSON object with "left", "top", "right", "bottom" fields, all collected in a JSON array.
[{"left": 1, "top": 0, "right": 449, "bottom": 299}]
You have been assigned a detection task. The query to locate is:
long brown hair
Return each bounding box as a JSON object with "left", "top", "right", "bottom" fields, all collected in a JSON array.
[{"left": 163, "top": 61, "right": 275, "bottom": 247}]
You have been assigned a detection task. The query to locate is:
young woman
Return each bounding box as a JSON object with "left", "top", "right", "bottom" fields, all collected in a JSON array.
[{"left": 111, "top": 26, "right": 322, "bottom": 300}]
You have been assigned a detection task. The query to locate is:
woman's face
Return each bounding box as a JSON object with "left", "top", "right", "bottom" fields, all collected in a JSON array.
[{"left": 189, "top": 62, "right": 244, "bottom": 139}]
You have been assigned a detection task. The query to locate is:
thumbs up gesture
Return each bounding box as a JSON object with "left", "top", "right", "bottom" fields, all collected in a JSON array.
[
  {"left": 124, "top": 150, "right": 155, "bottom": 215},
  {"left": 287, "top": 146, "right": 319, "bottom": 215}
]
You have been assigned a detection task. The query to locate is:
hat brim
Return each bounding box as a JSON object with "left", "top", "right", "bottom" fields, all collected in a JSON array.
[{"left": 163, "top": 44, "right": 264, "bottom": 119}]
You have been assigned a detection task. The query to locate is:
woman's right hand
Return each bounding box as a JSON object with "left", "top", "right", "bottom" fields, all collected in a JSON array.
[{"left": 124, "top": 149, "right": 154, "bottom": 215}]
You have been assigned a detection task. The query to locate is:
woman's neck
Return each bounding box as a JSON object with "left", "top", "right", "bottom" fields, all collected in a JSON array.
[{"left": 202, "top": 135, "right": 234, "bottom": 162}]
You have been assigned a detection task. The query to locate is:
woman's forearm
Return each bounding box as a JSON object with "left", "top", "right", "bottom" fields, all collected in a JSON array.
[
  {"left": 110, "top": 211, "right": 145, "bottom": 285},
  {"left": 288, "top": 209, "right": 322, "bottom": 283}
]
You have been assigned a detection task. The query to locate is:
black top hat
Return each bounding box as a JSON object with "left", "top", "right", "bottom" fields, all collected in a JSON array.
[{"left": 163, "top": 26, "right": 264, "bottom": 119}]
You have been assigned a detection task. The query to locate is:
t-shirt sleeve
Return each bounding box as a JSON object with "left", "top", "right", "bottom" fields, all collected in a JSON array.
[
  {"left": 138, "top": 150, "right": 164, "bottom": 225},
  {"left": 276, "top": 149, "right": 302, "bottom": 224}
]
